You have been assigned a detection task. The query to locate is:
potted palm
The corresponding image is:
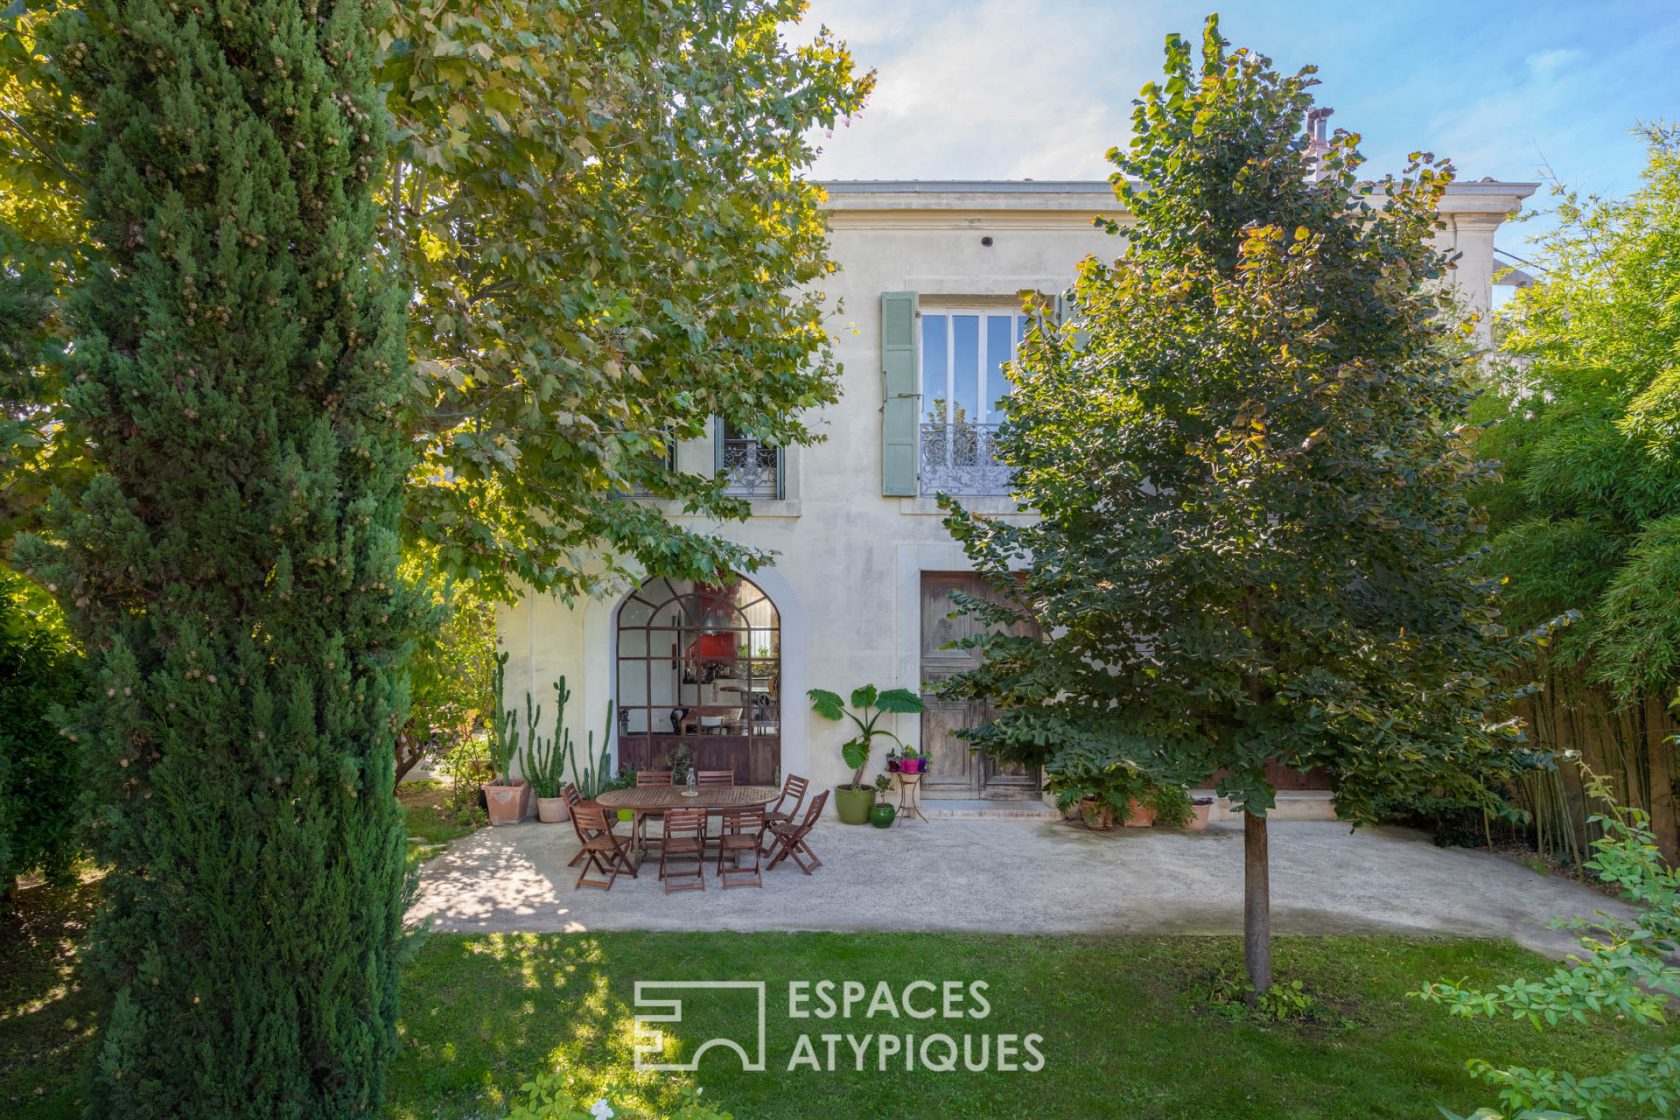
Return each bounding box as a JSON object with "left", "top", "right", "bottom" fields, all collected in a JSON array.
[{"left": 809, "top": 684, "right": 924, "bottom": 825}]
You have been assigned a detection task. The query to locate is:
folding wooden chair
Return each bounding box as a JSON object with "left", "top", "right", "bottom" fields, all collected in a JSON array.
[
  {"left": 696, "top": 769, "right": 735, "bottom": 787},
  {"left": 572, "top": 804, "right": 639, "bottom": 890},
  {"left": 658, "top": 807, "right": 707, "bottom": 893},
  {"left": 634, "top": 770, "right": 673, "bottom": 850},
  {"left": 761, "top": 773, "right": 808, "bottom": 854},
  {"left": 763, "top": 773, "right": 807, "bottom": 825},
  {"left": 563, "top": 783, "right": 588, "bottom": 867},
  {"left": 716, "top": 808, "right": 766, "bottom": 888},
  {"left": 765, "top": 789, "right": 828, "bottom": 875}
]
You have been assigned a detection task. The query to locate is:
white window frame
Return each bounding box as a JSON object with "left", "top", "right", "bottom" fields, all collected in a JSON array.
[{"left": 917, "top": 304, "right": 1029, "bottom": 426}]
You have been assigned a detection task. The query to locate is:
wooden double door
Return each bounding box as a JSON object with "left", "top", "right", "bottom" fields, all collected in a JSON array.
[{"left": 919, "top": 573, "right": 1041, "bottom": 799}]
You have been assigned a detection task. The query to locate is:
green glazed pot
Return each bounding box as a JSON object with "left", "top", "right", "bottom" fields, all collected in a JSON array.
[
  {"left": 835, "top": 785, "right": 875, "bottom": 825},
  {"left": 870, "top": 804, "right": 897, "bottom": 829}
]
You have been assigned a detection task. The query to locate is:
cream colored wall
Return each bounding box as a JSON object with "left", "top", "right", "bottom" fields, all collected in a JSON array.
[{"left": 498, "top": 181, "right": 1533, "bottom": 798}]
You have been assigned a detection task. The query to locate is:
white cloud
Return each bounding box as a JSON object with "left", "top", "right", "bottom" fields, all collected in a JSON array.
[
  {"left": 789, "top": 0, "right": 1675, "bottom": 219},
  {"left": 802, "top": 0, "right": 1157, "bottom": 180},
  {"left": 1525, "top": 47, "right": 1583, "bottom": 79}
]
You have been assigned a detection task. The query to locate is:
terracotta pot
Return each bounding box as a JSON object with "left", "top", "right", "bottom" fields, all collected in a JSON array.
[
  {"left": 484, "top": 780, "right": 530, "bottom": 826},
  {"left": 1122, "top": 799, "right": 1156, "bottom": 828},
  {"left": 1079, "top": 798, "right": 1116, "bottom": 831},
  {"left": 1185, "top": 799, "right": 1214, "bottom": 831},
  {"left": 535, "top": 795, "right": 569, "bottom": 824}
]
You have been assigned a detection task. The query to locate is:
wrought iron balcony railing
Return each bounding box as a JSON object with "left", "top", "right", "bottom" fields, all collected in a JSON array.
[
  {"left": 919, "top": 422, "right": 1011, "bottom": 496},
  {"left": 722, "top": 436, "right": 782, "bottom": 500}
]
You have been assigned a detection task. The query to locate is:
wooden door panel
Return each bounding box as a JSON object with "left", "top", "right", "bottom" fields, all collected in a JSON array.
[
  {"left": 919, "top": 698, "right": 978, "bottom": 796},
  {"left": 919, "top": 572, "right": 1041, "bottom": 799}
]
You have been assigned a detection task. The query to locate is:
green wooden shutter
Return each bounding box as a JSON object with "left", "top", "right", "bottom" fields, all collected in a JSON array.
[
  {"left": 881, "top": 291, "right": 919, "bottom": 497},
  {"left": 713, "top": 417, "right": 726, "bottom": 478}
]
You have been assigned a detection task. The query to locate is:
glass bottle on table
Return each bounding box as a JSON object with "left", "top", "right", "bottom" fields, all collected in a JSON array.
[{"left": 685, "top": 766, "right": 698, "bottom": 797}]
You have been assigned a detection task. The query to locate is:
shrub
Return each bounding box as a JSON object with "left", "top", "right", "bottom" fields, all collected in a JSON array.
[
  {"left": 1415, "top": 772, "right": 1680, "bottom": 1119},
  {"left": 1043, "top": 745, "right": 1193, "bottom": 828},
  {"left": 397, "top": 559, "right": 497, "bottom": 785},
  {"left": 0, "top": 569, "right": 82, "bottom": 893}
]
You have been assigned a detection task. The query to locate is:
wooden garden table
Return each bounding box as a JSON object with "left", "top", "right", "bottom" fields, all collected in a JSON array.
[{"left": 596, "top": 784, "right": 781, "bottom": 856}]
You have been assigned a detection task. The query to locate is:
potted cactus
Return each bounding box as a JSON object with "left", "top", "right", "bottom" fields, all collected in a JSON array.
[
  {"left": 522, "top": 677, "right": 583, "bottom": 823},
  {"left": 484, "top": 653, "right": 531, "bottom": 825},
  {"left": 567, "top": 699, "right": 617, "bottom": 803}
]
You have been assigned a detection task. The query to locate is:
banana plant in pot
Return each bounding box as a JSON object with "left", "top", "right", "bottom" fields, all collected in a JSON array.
[{"left": 809, "top": 684, "right": 924, "bottom": 825}]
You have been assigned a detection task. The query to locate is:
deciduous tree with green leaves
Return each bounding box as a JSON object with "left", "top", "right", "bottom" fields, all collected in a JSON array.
[
  {"left": 3, "top": 1, "right": 872, "bottom": 599},
  {"left": 381, "top": 0, "right": 870, "bottom": 601},
  {"left": 13, "top": 0, "right": 421, "bottom": 1112},
  {"left": 937, "top": 16, "right": 1532, "bottom": 994},
  {"left": 0, "top": 7, "right": 89, "bottom": 551}
]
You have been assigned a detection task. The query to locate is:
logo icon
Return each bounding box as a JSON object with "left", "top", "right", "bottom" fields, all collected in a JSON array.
[{"left": 632, "top": 981, "right": 767, "bottom": 1072}]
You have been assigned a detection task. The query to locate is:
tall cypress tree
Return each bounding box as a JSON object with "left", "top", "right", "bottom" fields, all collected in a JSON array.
[{"left": 18, "top": 0, "right": 416, "bottom": 1112}]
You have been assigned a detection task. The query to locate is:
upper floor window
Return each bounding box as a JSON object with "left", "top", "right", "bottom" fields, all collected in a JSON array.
[
  {"left": 919, "top": 307, "right": 1028, "bottom": 496},
  {"left": 718, "top": 420, "right": 782, "bottom": 501},
  {"left": 625, "top": 430, "right": 676, "bottom": 498}
]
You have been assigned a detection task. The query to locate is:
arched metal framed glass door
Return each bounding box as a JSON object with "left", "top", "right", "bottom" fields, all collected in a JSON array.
[{"left": 615, "top": 574, "right": 780, "bottom": 785}]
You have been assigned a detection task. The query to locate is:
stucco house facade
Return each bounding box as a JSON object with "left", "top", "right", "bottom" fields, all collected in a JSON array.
[{"left": 497, "top": 178, "right": 1536, "bottom": 814}]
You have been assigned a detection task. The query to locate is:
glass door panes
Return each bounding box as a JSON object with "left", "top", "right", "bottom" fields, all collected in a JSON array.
[
  {"left": 615, "top": 575, "right": 781, "bottom": 741},
  {"left": 920, "top": 308, "right": 1027, "bottom": 425}
]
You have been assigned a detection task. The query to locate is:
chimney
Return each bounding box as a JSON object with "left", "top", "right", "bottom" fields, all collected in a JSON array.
[{"left": 1305, "top": 107, "right": 1334, "bottom": 181}]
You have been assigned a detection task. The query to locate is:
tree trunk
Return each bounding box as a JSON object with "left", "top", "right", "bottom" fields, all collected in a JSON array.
[
  {"left": 1244, "top": 810, "right": 1272, "bottom": 998},
  {"left": 1646, "top": 694, "right": 1678, "bottom": 865},
  {"left": 393, "top": 727, "right": 428, "bottom": 790}
]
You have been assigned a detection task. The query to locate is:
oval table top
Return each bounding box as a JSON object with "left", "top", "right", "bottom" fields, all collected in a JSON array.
[{"left": 595, "top": 784, "right": 781, "bottom": 812}]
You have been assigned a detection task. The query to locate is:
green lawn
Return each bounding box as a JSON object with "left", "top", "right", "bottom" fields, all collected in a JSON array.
[
  {"left": 388, "top": 931, "right": 1674, "bottom": 1120},
  {"left": 6, "top": 878, "right": 1674, "bottom": 1120},
  {"left": 400, "top": 780, "right": 485, "bottom": 868},
  {"left": 1, "top": 876, "right": 100, "bottom": 1118}
]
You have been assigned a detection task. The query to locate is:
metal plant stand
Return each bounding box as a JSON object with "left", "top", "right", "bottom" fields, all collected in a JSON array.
[{"left": 895, "top": 771, "right": 926, "bottom": 824}]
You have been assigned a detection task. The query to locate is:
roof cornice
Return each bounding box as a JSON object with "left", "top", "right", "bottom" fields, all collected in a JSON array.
[{"left": 818, "top": 178, "right": 1539, "bottom": 220}]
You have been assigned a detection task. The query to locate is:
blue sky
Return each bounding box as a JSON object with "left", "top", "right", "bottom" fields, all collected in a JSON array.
[{"left": 800, "top": 0, "right": 1680, "bottom": 252}]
